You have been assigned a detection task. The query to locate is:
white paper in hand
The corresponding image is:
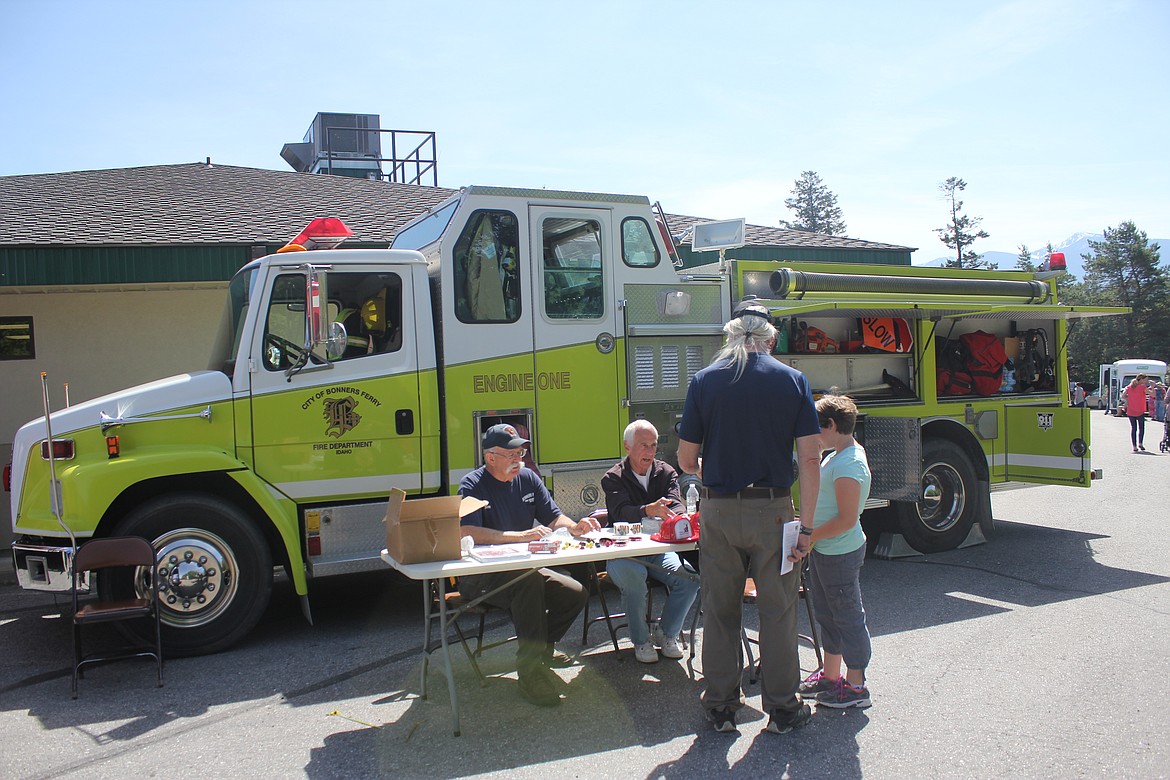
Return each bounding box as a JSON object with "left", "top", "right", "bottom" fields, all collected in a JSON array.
[{"left": 780, "top": 519, "right": 801, "bottom": 575}]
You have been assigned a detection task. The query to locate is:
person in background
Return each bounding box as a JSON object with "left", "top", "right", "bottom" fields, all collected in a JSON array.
[
  {"left": 601, "top": 420, "right": 700, "bottom": 664},
  {"left": 458, "top": 424, "right": 600, "bottom": 707},
  {"left": 1155, "top": 382, "right": 1166, "bottom": 422},
  {"left": 677, "top": 299, "right": 822, "bottom": 736},
  {"left": 1124, "top": 374, "right": 1150, "bottom": 452},
  {"left": 797, "top": 395, "right": 873, "bottom": 709},
  {"left": 1071, "top": 383, "right": 1086, "bottom": 408}
]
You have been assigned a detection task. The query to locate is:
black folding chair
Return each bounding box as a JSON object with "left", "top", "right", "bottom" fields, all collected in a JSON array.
[{"left": 428, "top": 579, "right": 513, "bottom": 686}]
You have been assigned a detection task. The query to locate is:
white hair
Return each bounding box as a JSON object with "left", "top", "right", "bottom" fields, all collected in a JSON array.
[
  {"left": 713, "top": 314, "right": 776, "bottom": 382},
  {"left": 623, "top": 419, "right": 658, "bottom": 447}
]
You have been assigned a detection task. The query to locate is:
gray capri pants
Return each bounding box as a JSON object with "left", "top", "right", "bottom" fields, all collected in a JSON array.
[{"left": 808, "top": 545, "right": 871, "bottom": 672}]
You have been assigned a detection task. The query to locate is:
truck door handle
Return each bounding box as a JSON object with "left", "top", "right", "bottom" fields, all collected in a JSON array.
[{"left": 395, "top": 409, "right": 414, "bottom": 435}]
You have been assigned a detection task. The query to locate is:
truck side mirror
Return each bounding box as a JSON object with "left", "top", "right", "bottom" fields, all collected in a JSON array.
[
  {"left": 305, "top": 267, "right": 329, "bottom": 350},
  {"left": 325, "top": 321, "right": 347, "bottom": 360}
]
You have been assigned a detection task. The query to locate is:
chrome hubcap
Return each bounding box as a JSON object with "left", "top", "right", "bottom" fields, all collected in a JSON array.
[
  {"left": 150, "top": 528, "right": 239, "bottom": 627},
  {"left": 919, "top": 462, "right": 964, "bottom": 533}
]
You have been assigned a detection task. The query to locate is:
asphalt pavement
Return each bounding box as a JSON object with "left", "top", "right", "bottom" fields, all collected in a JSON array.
[{"left": 1, "top": 410, "right": 1168, "bottom": 779}]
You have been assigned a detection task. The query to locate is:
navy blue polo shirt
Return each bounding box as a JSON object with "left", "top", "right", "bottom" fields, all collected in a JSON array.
[
  {"left": 459, "top": 467, "right": 562, "bottom": 531},
  {"left": 678, "top": 352, "right": 819, "bottom": 492}
]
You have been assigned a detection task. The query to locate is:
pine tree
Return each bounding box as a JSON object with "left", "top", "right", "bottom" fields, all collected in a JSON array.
[
  {"left": 1078, "top": 221, "right": 1170, "bottom": 360},
  {"left": 934, "top": 177, "right": 993, "bottom": 269},
  {"left": 1016, "top": 244, "right": 1037, "bottom": 272},
  {"left": 780, "top": 171, "right": 846, "bottom": 235}
]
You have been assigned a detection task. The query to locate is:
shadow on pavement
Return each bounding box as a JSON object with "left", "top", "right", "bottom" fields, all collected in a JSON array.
[
  {"left": 859, "top": 518, "right": 1170, "bottom": 638},
  {"left": 1, "top": 512, "right": 1162, "bottom": 767}
]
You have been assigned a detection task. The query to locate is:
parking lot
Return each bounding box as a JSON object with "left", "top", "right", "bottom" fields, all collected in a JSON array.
[{"left": 2, "top": 410, "right": 1169, "bottom": 779}]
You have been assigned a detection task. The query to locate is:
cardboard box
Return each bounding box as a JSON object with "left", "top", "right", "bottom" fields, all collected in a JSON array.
[
  {"left": 384, "top": 488, "right": 488, "bottom": 564},
  {"left": 1004, "top": 337, "right": 1020, "bottom": 359}
]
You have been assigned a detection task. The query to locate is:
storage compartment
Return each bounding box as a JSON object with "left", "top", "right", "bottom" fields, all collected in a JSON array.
[
  {"left": 774, "top": 315, "right": 917, "bottom": 401},
  {"left": 786, "top": 354, "right": 915, "bottom": 401},
  {"left": 936, "top": 319, "right": 1058, "bottom": 399}
]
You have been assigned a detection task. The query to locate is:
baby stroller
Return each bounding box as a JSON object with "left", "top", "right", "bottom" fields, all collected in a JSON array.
[{"left": 1161, "top": 417, "right": 1170, "bottom": 454}]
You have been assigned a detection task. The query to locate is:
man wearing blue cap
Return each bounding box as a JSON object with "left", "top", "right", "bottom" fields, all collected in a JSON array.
[{"left": 459, "top": 424, "right": 600, "bottom": 707}]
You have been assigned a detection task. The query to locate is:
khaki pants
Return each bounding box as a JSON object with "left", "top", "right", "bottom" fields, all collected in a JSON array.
[{"left": 699, "top": 495, "right": 801, "bottom": 716}]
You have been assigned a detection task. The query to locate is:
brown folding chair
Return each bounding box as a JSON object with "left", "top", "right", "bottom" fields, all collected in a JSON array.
[
  {"left": 71, "top": 536, "right": 164, "bottom": 699},
  {"left": 742, "top": 560, "right": 823, "bottom": 684},
  {"left": 686, "top": 562, "right": 822, "bottom": 682}
]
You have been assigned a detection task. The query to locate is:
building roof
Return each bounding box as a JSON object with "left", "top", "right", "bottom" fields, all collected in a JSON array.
[
  {"left": 0, "top": 162, "right": 913, "bottom": 253},
  {"left": 0, "top": 163, "right": 456, "bottom": 246},
  {"left": 662, "top": 214, "right": 913, "bottom": 253}
]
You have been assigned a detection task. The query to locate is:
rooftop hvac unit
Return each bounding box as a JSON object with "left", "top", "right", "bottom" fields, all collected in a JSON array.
[
  {"left": 311, "top": 112, "right": 382, "bottom": 158},
  {"left": 281, "top": 112, "right": 383, "bottom": 174}
]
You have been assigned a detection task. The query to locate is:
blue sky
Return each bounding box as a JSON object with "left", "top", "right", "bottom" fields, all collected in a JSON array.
[{"left": 2, "top": 0, "right": 1166, "bottom": 262}]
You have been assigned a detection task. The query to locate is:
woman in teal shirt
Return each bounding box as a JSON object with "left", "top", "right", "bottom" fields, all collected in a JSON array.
[{"left": 798, "top": 394, "right": 873, "bottom": 708}]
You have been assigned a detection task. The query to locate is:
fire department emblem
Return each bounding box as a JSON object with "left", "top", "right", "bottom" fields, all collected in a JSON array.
[{"left": 323, "top": 395, "right": 361, "bottom": 438}]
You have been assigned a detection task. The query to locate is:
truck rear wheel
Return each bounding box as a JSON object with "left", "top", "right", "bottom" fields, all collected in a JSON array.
[
  {"left": 894, "top": 439, "right": 977, "bottom": 553},
  {"left": 105, "top": 493, "right": 273, "bottom": 657}
]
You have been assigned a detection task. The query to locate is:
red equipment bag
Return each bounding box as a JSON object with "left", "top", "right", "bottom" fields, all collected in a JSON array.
[
  {"left": 959, "top": 330, "right": 1009, "bottom": 396},
  {"left": 937, "top": 369, "right": 974, "bottom": 396}
]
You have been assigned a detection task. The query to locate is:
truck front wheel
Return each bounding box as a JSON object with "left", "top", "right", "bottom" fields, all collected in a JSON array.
[
  {"left": 106, "top": 494, "right": 273, "bottom": 657},
  {"left": 894, "top": 439, "right": 978, "bottom": 553}
]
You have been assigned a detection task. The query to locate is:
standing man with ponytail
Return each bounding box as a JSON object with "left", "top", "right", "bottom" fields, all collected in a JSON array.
[{"left": 677, "top": 299, "right": 823, "bottom": 735}]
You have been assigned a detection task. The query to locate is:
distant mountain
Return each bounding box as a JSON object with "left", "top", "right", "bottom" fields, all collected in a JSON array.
[{"left": 917, "top": 234, "right": 1167, "bottom": 278}]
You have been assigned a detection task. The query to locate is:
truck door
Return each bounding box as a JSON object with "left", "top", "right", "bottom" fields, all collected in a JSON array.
[
  {"left": 1003, "top": 406, "right": 1091, "bottom": 487},
  {"left": 528, "top": 206, "right": 620, "bottom": 462},
  {"left": 246, "top": 263, "right": 426, "bottom": 501}
]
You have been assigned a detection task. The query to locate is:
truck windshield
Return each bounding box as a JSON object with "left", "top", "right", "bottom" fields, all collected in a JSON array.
[
  {"left": 208, "top": 263, "right": 260, "bottom": 375},
  {"left": 392, "top": 199, "right": 459, "bottom": 250}
]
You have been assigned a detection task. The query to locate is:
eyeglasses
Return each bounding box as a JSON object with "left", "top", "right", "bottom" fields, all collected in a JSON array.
[{"left": 487, "top": 448, "right": 527, "bottom": 460}]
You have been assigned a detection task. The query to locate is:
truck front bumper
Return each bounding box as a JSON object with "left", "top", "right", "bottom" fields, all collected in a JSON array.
[{"left": 11, "top": 542, "right": 89, "bottom": 592}]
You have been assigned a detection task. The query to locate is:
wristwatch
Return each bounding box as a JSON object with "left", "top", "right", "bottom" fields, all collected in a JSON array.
[{"left": 798, "top": 525, "right": 813, "bottom": 536}]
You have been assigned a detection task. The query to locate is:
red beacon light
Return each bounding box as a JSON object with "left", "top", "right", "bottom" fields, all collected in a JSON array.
[
  {"left": 1040, "top": 252, "right": 1066, "bottom": 272},
  {"left": 277, "top": 217, "right": 354, "bottom": 253}
]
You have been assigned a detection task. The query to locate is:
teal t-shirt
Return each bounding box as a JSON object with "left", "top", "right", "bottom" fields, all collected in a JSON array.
[{"left": 811, "top": 444, "right": 871, "bottom": 555}]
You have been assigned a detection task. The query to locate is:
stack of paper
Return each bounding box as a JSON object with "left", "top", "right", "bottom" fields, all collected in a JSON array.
[{"left": 468, "top": 543, "right": 532, "bottom": 562}]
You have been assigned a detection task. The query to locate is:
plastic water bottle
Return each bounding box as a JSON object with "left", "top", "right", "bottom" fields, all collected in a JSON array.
[{"left": 686, "top": 484, "right": 699, "bottom": 515}]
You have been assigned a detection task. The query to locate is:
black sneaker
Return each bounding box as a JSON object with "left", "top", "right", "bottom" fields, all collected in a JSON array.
[
  {"left": 797, "top": 670, "right": 839, "bottom": 697},
  {"left": 518, "top": 667, "right": 562, "bottom": 707},
  {"left": 765, "top": 704, "right": 812, "bottom": 734},
  {"left": 707, "top": 707, "right": 737, "bottom": 733},
  {"left": 816, "top": 679, "right": 871, "bottom": 709},
  {"left": 546, "top": 649, "right": 580, "bottom": 668}
]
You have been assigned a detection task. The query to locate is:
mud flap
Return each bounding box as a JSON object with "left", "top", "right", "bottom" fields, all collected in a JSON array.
[{"left": 976, "top": 478, "right": 995, "bottom": 537}]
